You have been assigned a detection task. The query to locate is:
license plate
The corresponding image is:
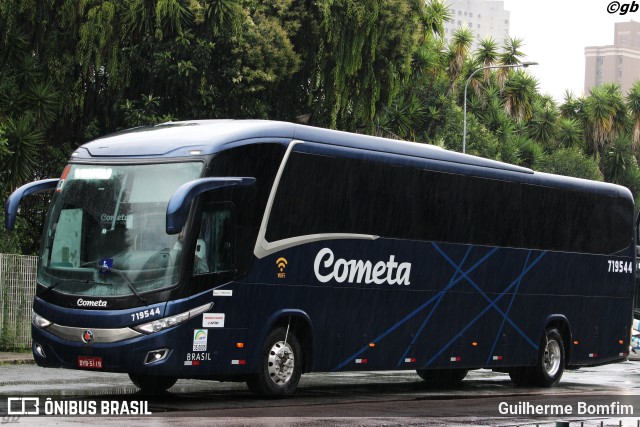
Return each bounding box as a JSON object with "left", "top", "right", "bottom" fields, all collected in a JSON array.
[{"left": 78, "top": 356, "right": 103, "bottom": 369}]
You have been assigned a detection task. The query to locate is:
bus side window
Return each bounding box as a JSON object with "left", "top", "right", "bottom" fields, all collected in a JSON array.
[{"left": 194, "top": 203, "right": 234, "bottom": 275}]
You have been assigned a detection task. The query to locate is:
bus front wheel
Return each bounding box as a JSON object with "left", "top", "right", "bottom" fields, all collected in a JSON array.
[
  {"left": 509, "top": 327, "right": 565, "bottom": 387},
  {"left": 129, "top": 374, "right": 177, "bottom": 393},
  {"left": 247, "top": 327, "right": 302, "bottom": 397}
]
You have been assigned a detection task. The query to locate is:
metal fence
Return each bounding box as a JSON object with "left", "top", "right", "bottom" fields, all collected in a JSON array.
[{"left": 0, "top": 254, "right": 37, "bottom": 349}]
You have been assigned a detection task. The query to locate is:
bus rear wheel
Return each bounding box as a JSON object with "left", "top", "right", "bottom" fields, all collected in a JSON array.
[
  {"left": 509, "top": 327, "right": 565, "bottom": 387},
  {"left": 416, "top": 368, "right": 468, "bottom": 388},
  {"left": 247, "top": 327, "right": 302, "bottom": 397},
  {"left": 129, "top": 374, "right": 177, "bottom": 393}
]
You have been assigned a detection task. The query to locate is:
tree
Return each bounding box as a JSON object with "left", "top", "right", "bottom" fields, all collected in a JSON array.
[
  {"left": 445, "top": 27, "right": 474, "bottom": 96},
  {"left": 627, "top": 81, "right": 640, "bottom": 151},
  {"left": 475, "top": 37, "right": 499, "bottom": 82},
  {"left": 423, "top": 0, "right": 451, "bottom": 39},
  {"left": 503, "top": 70, "right": 538, "bottom": 124},
  {"left": 602, "top": 133, "right": 637, "bottom": 184},
  {"left": 527, "top": 100, "right": 558, "bottom": 147},
  {"left": 513, "top": 134, "right": 545, "bottom": 169},
  {"left": 538, "top": 148, "right": 603, "bottom": 181},
  {"left": 308, "top": 0, "right": 426, "bottom": 130},
  {"left": 556, "top": 118, "right": 582, "bottom": 149},
  {"left": 583, "top": 83, "right": 628, "bottom": 158},
  {"left": 559, "top": 90, "right": 583, "bottom": 120},
  {"left": 496, "top": 37, "right": 524, "bottom": 88}
]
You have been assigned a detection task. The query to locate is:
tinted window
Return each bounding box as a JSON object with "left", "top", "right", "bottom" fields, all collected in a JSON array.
[{"left": 266, "top": 152, "right": 633, "bottom": 254}]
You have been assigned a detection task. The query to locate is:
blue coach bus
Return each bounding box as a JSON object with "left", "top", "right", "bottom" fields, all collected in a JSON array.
[{"left": 4, "top": 120, "right": 636, "bottom": 396}]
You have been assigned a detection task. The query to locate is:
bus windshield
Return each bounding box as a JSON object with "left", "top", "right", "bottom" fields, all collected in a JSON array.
[{"left": 37, "top": 162, "right": 203, "bottom": 298}]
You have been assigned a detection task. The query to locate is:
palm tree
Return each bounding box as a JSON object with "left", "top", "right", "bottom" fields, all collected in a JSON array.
[
  {"left": 203, "top": 0, "right": 242, "bottom": 36},
  {"left": 583, "top": 83, "right": 628, "bottom": 158},
  {"left": 503, "top": 70, "right": 538, "bottom": 124},
  {"left": 475, "top": 37, "right": 499, "bottom": 82},
  {"left": 26, "top": 80, "right": 59, "bottom": 128},
  {"left": 423, "top": 0, "right": 452, "bottom": 40},
  {"left": 626, "top": 81, "right": 640, "bottom": 150},
  {"left": 602, "top": 133, "right": 637, "bottom": 185},
  {"left": 513, "top": 134, "right": 545, "bottom": 169},
  {"left": 445, "top": 27, "right": 474, "bottom": 96},
  {"left": 496, "top": 37, "right": 524, "bottom": 88},
  {"left": 559, "top": 90, "right": 583, "bottom": 120},
  {"left": 500, "top": 36, "right": 525, "bottom": 65},
  {"left": 2, "top": 115, "right": 44, "bottom": 191},
  {"left": 376, "top": 92, "right": 426, "bottom": 141},
  {"left": 527, "top": 100, "right": 558, "bottom": 147},
  {"left": 485, "top": 99, "right": 515, "bottom": 144},
  {"left": 556, "top": 117, "right": 583, "bottom": 149}
]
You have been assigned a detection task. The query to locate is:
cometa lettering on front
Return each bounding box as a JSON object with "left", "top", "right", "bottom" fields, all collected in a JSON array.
[
  {"left": 314, "top": 248, "right": 411, "bottom": 285},
  {"left": 76, "top": 299, "right": 108, "bottom": 307}
]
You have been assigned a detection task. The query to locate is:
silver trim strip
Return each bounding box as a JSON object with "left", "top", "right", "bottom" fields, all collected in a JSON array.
[
  {"left": 253, "top": 140, "right": 378, "bottom": 259},
  {"left": 46, "top": 324, "right": 142, "bottom": 343},
  {"left": 257, "top": 233, "right": 378, "bottom": 258}
]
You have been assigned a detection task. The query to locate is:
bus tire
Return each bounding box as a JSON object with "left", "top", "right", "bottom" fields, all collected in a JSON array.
[
  {"left": 508, "top": 366, "right": 534, "bottom": 386},
  {"left": 128, "top": 374, "right": 177, "bottom": 393},
  {"left": 247, "top": 327, "right": 302, "bottom": 397},
  {"left": 416, "top": 368, "right": 468, "bottom": 388},
  {"left": 509, "top": 327, "right": 565, "bottom": 387}
]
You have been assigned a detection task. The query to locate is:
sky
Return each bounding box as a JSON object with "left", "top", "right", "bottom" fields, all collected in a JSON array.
[{"left": 500, "top": 0, "right": 632, "bottom": 102}]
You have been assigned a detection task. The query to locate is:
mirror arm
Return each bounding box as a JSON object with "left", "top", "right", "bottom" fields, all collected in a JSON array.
[{"left": 5, "top": 179, "right": 60, "bottom": 230}]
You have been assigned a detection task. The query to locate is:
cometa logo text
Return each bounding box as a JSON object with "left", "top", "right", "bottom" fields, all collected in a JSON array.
[
  {"left": 314, "top": 248, "right": 411, "bottom": 285},
  {"left": 76, "top": 299, "right": 108, "bottom": 307}
]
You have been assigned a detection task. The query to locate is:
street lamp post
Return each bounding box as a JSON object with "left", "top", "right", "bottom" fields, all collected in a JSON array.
[{"left": 462, "top": 61, "right": 538, "bottom": 154}]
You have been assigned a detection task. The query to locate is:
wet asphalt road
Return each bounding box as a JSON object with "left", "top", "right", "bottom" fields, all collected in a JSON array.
[{"left": 2, "top": 361, "right": 640, "bottom": 425}]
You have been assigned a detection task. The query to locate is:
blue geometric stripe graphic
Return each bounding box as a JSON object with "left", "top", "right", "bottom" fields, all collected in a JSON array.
[
  {"left": 395, "top": 246, "right": 473, "bottom": 368},
  {"left": 486, "top": 251, "right": 533, "bottom": 365},
  {"left": 431, "top": 243, "right": 545, "bottom": 352},
  {"left": 332, "top": 245, "right": 499, "bottom": 372},
  {"left": 331, "top": 243, "right": 547, "bottom": 372}
]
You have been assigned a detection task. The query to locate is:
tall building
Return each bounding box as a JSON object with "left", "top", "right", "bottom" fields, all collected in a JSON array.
[
  {"left": 443, "top": 0, "right": 510, "bottom": 50},
  {"left": 584, "top": 21, "right": 640, "bottom": 95}
]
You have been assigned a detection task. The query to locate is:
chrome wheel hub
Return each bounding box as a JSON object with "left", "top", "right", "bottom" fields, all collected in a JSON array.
[
  {"left": 543, "top": 339, "right": 561, "bottom": 377},
  {"left": 267, "top": 340, "right": 295, "bottom": 385}
]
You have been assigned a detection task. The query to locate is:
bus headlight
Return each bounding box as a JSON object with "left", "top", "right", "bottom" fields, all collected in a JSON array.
[
  {"left": 32, "top": 311, "right": 52, "bottom": 329},
  {"left": 133, "top": 303, "right": 212, "bottom": 334}
]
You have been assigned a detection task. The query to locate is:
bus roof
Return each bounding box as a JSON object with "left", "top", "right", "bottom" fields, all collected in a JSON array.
[
  {"left": 74, "top": 120, "right": 632, "bottom": 199},
  {"left": 77, "top": 120, "right": 524, "bottom": 171}
]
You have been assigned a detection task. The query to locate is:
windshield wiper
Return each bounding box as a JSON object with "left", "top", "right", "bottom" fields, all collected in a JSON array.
[{"left": 107, "top": 267, "right": 147, "bottom": 305}]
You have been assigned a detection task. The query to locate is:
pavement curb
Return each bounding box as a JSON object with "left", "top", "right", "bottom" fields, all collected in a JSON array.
[{"left": 0, "top": 353, "right": 34, "bottom": 365}]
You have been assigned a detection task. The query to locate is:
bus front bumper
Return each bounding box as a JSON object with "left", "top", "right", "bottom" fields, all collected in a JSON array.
[{"left": 31, "top": 323, "right": 250, "bottom": 377}]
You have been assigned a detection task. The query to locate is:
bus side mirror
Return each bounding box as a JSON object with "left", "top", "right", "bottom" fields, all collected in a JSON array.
[
  {"left": 165, "top": 177, "right": 255, "bottom": 234},
  {"left": 5, "top": 179, "right": 60, "bottom": 231}
]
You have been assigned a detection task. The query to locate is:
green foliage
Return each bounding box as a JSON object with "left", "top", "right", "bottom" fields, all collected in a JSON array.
[
  {"left": 556, "top": 118, "right": 582, "bottom": 149},
  {"left": 527, "top": 100, "right": 558, "bottom": 148},
  {"left": 627, "top": 81, "right": 640, "bottom": 150},
  {"left": 512, "top": 134, "right": 544, "bottom": 169},
  {"left": 603, "top": 134, "right": 637, "bottom": 183},
  {"left": 2, "top": 0, "right": 640, "bottom": 253},
  {"left": 583, "top": 83, "right": 628, "bottom": 158},
  {"left": 503, "top": 70, "right": 538, "bottom": 123},
  {"left": 311, "top": 0, "right": 424, "bottom": 130},
  {"left": 0, "top": 213, "right": 22, "bottom": 254},
  {"left": 538, "top": 148, "right": 603, "bottom": 181},
  {"left": 2, "top": 115, "right": 44, "bottom": 191}
]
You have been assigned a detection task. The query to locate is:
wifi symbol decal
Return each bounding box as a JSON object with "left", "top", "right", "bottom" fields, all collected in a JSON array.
[{"left": 276, "top": 257, "right": 288, "bottom": 279}]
